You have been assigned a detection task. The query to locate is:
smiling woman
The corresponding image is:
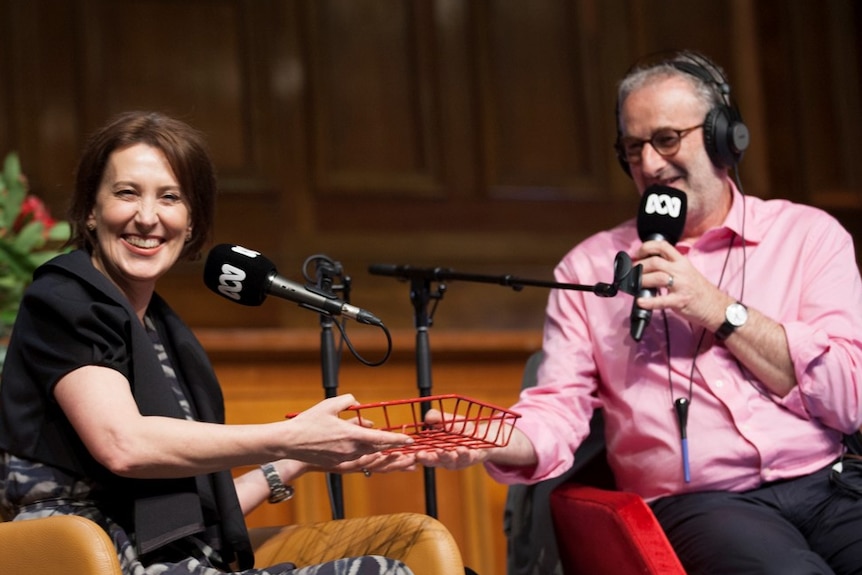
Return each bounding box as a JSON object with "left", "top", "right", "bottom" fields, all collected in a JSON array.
[{"left": 0, "top": 111, "right": 419, "bottom": 575}]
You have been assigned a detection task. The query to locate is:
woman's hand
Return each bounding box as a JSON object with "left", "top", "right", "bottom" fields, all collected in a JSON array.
[
  {"left": 330, "top": 451, "right": 418, "bottom": 475},
  {"left": 302, "top": 410, "right": 419, "bottom": 474},
  {"left": 281, "top": 395, "right": 415, "bottom": 468}
]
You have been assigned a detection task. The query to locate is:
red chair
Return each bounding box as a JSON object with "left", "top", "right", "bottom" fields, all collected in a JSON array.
[{"left": 550, "top": 483, "right": 685, "bottom": 574}]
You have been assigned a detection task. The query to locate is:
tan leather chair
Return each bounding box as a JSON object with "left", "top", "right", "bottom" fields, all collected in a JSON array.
[
  {"left": 0, "top": 514, "right": 123, "bottom": 574},
  {"left": 0, "top": 512, "right": 464, "bottom": 575}
]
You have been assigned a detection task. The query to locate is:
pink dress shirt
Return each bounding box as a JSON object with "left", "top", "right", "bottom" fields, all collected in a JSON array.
[{"left": 487, "top": 186, "right": 862, "bottom": 501}]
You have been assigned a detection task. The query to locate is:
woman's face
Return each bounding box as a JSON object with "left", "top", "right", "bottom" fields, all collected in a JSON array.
[{"left": 87, "top": 143, "right": 191, "bottom": 299}]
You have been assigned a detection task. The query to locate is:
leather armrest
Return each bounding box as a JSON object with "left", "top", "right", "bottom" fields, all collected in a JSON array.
[
  {"left": 0, "top": 511, "right": 463, "bottom": 575},
  {"left": 250, "top": 512, "right": 464, "bottom": 575},
  {"left": 550, "top": 483, "right": 685, "bottom": 575},
  {"left": 0, "top": 515, "right": 122, "bottom": 575}
]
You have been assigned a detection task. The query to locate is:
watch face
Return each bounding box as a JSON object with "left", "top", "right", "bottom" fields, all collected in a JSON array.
[{"left": 727, "top": 303, "right": 748, "bottom": 327}]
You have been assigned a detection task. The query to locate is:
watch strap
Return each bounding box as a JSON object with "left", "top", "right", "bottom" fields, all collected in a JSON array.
[
  {"left": 260, "top": 462, "right": 294, "bottom": 503},
  {"left": 715, "top": 319, "right": 736, "bottom": 341}
]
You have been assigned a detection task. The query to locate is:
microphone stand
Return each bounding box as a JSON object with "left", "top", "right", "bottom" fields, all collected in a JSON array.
[
  {"left": 407, "top": 273, "right": 446, "bottom": 518},
  {"left": 315, "top": 258, "right": 346, "bottom": 520},
  {"left": 368, "top": 253, "right": 638, "bottom": 518}
]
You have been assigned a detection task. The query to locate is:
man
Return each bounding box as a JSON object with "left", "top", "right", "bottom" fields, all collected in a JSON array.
[{"left": 418, "top": 51, "right": 862, "bottom": 574}]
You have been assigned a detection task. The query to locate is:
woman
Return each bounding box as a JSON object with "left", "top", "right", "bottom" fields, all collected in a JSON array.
[{"left": 0, "top": 111, "right": 416, "bottom": 575}]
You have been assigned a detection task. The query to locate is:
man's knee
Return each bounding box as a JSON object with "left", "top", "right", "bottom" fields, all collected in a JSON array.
[{"left": 677, "top": 546, "right": 832, "bottom": 575}]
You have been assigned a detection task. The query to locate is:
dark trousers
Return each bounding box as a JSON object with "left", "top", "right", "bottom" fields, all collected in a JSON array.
[{"left": 650, "top": 462, "right": 862, "bottom": 575}]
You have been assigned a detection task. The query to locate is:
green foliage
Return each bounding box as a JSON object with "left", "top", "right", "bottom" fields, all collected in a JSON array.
[{"left": 0, "top": 152, "right": 71, "bottom": 334}]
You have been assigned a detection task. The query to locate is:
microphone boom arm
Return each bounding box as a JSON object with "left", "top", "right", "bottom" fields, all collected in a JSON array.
[{"left": 367, "top": 264, "right": 622, "bottom": 297}]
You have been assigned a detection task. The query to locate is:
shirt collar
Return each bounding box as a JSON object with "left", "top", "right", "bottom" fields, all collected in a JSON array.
[
  {"left": 680, "top": 180, "right": 762, "bottom": 252},
  {"left": 722, "top": 180, "right": 762, "bottom": 244}
]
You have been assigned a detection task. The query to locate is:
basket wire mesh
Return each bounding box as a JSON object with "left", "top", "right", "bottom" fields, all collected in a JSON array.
[{"left": 345, "top": 394, "right": 521, "bottom": 453}]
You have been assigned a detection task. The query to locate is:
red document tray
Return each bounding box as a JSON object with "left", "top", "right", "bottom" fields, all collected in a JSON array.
[
  {"left": 344, "top": 394, "right": 520, "bottom": 453},
  {"left": 289, "top": 394, "right": 520, "bottom": 453}
]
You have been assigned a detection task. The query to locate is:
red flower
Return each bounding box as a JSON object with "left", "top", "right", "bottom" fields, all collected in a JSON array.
[{"left": 13, "top": 195, "right": 56, "bottom": 235}]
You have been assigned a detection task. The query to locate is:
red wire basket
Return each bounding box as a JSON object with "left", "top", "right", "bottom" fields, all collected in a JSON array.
[{"left": 344, "top": 394, "right": 521, "bottom": 453}]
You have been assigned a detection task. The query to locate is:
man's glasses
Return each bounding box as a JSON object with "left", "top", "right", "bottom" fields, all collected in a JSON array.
[{"left": 616, "top": 124, "right": 703, "bottom": 164}]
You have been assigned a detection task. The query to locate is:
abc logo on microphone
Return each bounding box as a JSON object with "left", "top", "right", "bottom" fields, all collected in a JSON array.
[
  {"left": 213, "top": 246, "right": 262, "bottom": 301},
  {"left": 644, "top": 191, "right": 684, "bottom": 219}
]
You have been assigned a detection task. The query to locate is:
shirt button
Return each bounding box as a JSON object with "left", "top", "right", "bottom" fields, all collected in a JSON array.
[{"left": 715, "top": 379, "right": 725, "bottom": 388}]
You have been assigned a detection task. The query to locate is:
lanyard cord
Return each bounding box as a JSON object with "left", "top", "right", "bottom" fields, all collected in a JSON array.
[
  {"left": 663, "top": 231, "right": 736, "bottom": 404},
  {"left": 664, "top": 171, "right": 748, "bottom": 482},
  {"left": 662, "top": 229, "right": 737, "bottom": 482}
]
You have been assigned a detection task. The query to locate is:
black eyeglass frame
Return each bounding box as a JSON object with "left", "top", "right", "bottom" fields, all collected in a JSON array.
[{"left": 616, "top": 124, "right": 704, "bottom": 165}]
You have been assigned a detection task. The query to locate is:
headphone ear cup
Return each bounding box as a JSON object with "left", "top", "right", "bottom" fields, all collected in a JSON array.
[
  {"left": 728, "top": 113, "right": 751, "bottom": 163},
  {"left": 703, "top": 105, "right": 750, "bottom": 168},
  {"left": 702, "top": 106, "right": 724, "bottom": 167}
]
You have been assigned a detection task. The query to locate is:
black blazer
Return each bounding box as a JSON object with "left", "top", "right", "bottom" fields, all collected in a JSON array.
[{"left": 0, "top": 250, "right": 253, "bottom": 568}]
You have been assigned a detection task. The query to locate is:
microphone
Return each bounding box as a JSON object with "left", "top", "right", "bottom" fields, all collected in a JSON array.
[
  {"left": 203, "top": 244, "right": 384, "bottom": 327},
  {"left": 630, "top": 185, "right": 687, "bottom": 341}
]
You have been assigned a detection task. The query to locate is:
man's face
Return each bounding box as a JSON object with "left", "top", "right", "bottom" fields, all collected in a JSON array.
[{"left": 619, "top": 75, "right": 731, "bottom": 240}]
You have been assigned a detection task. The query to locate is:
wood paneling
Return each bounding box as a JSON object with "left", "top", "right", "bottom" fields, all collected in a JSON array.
[
  {"left": 308, "top": 0, "right": 443, "bottom": 198},
  {"left": 2, "top": 1, "right": 81, "bottom": 211},
  {"left": 4, "top": 0, "right": 859, "bottom": 331},
  {"left": 477, "top": 0, "right": 602, "bottom": 199},
  {"left": 80, "top": 0, "right": 249, "bottom": 170}
]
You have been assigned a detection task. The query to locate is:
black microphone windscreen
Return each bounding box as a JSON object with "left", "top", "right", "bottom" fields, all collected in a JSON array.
[
  {"left": 637, "top": 185, "right": 687, "bottom": 245},
  {"left": 203, "top": 244, "right": 276, "bottom": 306}
]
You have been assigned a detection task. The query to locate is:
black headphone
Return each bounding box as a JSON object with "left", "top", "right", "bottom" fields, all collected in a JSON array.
[{"left": 615, "top": 51, "right": 750, "bottom": 177}]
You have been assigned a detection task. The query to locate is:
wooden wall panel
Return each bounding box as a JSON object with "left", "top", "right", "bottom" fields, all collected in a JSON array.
[
  {"left": 755, "top": 1, "right": 862, "bottom": 243},
  {"left": 78, "top": 0, "right": 249, "bottom": 172},
  {"left": 765, "top": 2, "right": 862, "bottom": 200},
  {"left": 628, "top": 0, "right": 736, "bottom": 59},
  {"left": 308, "top": 0, "right": 443, "bottom": 198},
  {"left": 2, "top": 1, "right": 82, "bottom": 217},
  {"left": 477, "top": 0, "right": 601, "bottom": 199}
]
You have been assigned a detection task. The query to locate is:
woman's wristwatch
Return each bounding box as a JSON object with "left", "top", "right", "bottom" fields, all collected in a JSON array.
[{"left": 260, "top": 462, "right": 295, "bottom": 503}]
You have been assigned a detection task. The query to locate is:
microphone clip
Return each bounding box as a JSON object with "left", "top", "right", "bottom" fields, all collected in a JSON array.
[
  {"left": 612, "top": 251, "right": 643, "bottom": 297},
  {"left": 304, "top": 254, "right": 350, "bottom": 299}
]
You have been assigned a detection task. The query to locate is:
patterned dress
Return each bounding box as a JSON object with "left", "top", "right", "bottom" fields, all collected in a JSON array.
[{"left": 0, "top": 316, "right": 413, "bottom": 575}]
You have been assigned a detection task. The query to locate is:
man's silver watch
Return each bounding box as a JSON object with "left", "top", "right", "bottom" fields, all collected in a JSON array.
[
  {"left": 260, "top": 462, "right": 294, "bottom": 503},
  {"left": 715, "top": 301, "right": 748, "bottom": 341}
]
